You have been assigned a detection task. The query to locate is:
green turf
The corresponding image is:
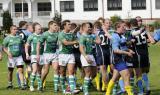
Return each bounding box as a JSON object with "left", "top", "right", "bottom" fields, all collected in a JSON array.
[{"left": 0, "top": 43, "right": 160, "bottom": 95}]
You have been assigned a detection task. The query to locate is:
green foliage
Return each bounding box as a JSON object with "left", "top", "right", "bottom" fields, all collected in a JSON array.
[
  {"left": 110, "top": 15, "right": 122, "bottom": 27},
  {"left": 2, "top": 10, "right": 13, "bottom": 33},
  {"left": 152, "top": 21, "right": 160, "bottom": 29},
  {"left": 53, "top": 11, "right": 62, "bottom": 26}
]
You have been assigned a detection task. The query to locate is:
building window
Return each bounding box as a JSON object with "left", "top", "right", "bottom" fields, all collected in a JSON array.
[
  {"left": 60, "top": 1, "right": 74, "bottom": 12},
  {"left": 0, "top": 3, "right": 2, "bottom": 10},
  {"left": 131, "top": 0, "right": 146, "bottom": 10},
  {"left": 107, "top": 0, "right": 122, "bottom": 11},
  {"left": 37, "top": 2, "right": 51, "bottom": 16},
  {"left": 15, "top": 3, "right": 28, "bottom": 12},
  {"left": 83, "top": 0, "right": 98, "bottom": 11},
  {"left": 156, "top": 0, "right": 160, "bottom": 9}
]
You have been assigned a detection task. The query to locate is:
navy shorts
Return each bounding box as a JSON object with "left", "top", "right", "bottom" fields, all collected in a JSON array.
[
  {"left": 96, "top": 48, "right": 110, "bottom": 66},
  {"left": 114, "top": 61, "right": 128, "bottom": 72}
]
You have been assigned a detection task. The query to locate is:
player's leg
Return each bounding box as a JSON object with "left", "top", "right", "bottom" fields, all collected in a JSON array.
[
  {"left": 135, "top": 68, "right": 143, "bottom": 94},
  {"left": 59, "top": 54, "right": 67, "bottom": 93},
  {"left": 36, "top": 56, "right": 43, "bottom": 91},
  {"left": 120, "top": 69, "right": 133, "bottom": 95},
  {"left": 83, "top": 66, "right": 92, "bottom": 95},
  {"left": 7, "top": 68, "right": 14, "bottom": 89},
  {"left": 7, "top": 58, "right": 15, "bottom": 89},
  {"left": 17, "top": 65, "right": 25, "bottom": 90},
  {"left": 106, "top": 69, "right": 120, "bottom": 95},
  {"left": 30, "top": 55, "right": 37, "bottom": 91},
  {"left": 67, "top": 54, "right": 76, "bottom": 93},
  {"left": 41, "top": 53, "right": 50, "bottom": 88},
  {"left": 51, "top": 60, "right": 59, "bottom": 92},
  {"left": 16, "top": 56, "right": 26, "bottom": 90},
  {"left": 141, "top": 55, "right": 150, "bottom": 94}
]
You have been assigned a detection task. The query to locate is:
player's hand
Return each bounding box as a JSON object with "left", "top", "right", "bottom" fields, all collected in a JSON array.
[
  {"left": 73, "top": 40, "right": 78, "bottom": 44},
  {"left": 8, "top": 53, "right": 12, "bottom": 59},
  {"left": 85, "top": 55, "right": 93, "bottom": 64},
  {"left": 126, "top": 52, "right": 133, "bottom": 57},
  {"left": 129, "top": 50, "right": 135, "bottom": 55},
  {"left": 26, "top": 54, "right": 30, "bottom": 60},
  {"left": 36, "top": 55, "right": 40, "bottom": 63}
]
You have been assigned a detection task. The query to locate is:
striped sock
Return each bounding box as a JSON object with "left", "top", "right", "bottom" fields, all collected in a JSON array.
[
  {"left": 53, "top": 74, "right": 59, "bottom": 91},
  {"left": 69, "top": 75, "right": 75, "bottom": 92},
  {"left": 60, "top": 76, "right": 66, "bottom": 92},
  {"left": 83, "top": 77, "right": 90, "bottom": 93},
  {"left": 36, "top": 74, "right": 42, "bottom": 88},
  {"left": 30, "top": 73, "right": 36, "bottom": 87}
]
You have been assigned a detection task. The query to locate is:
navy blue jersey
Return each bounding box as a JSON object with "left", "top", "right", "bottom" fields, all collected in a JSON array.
[
  {"left": 131, "top": 27, "right": 148, "bottom": 54},
  {"left": 111, "top": 32, "right": 128, "bottom": 64},
  {"left": 96, "top": 29, "right": 110, "bottom": 49}
]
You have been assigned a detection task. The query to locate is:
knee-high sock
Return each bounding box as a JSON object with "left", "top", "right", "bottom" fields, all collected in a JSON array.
[
  {"left": 60, "top": 76, "right": 66, "bottom": 92},
  {"left": 36, "top": 74, "right": 42, "bottom": 88},
  {"left": 125, "top": 86, "right": 134, "bottom": 95},
  {"left": 118, "top": 77, "right": 125, "bottom": 92},
  {"left": 53, "top": 74, "right": 59, "bottom": 91},
  {"left": 142, "top": 73, "right": 150, "bottom": 90},
  {"left": 95, "top": 72, "right": 100, "bottom": 90},
  {"left": 106, "top": 80, "right": 115, "bottom": 95},
  {"left": 69, "top": 75, "right": 75, "bottom": 92},
  {"left": 137, "top": 77, "right": 143, "bottom": 93},
  {"left": 30, "top": 73, "right": 36, "bottom": 87},
  {"left": 83, "top": 77, "right": 90, "bottom": 93}
]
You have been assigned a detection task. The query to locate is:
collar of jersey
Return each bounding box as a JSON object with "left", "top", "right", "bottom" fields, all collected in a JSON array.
[{"left": 33, "top": 33, "right": 41, "bottom": 36}]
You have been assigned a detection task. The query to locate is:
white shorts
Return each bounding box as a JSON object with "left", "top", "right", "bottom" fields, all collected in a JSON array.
[
  {"left": 59, "top": 54, "right": 75, "bottom": 66},
  {"left": 8, "top": 56, "right": 24, "bottom": 68},
  {"left": 43, "top": 53, "right": 58, "bottom": 64},
  {"left": 80, "top": 55, "right": 96, "bottom": 67},
  {"left": 31, "top": 55, "right": 44, "bottom": 65}
]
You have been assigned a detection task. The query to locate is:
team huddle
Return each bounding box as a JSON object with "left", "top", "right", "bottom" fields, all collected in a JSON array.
[{"left": 1, "top": 16, "right": 160, "bottom": 95}]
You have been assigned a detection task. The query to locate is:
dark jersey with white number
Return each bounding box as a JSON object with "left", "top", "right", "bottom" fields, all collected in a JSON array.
[
  {"left": 131, "top": 27, "right": 149, "bottom": 54},
  {"left": 96, "top": 29, "right": 113, "bottom": 65}
]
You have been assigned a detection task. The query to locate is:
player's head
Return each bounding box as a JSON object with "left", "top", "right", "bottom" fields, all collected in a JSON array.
[
  {"left": 104, "top": 18, "right": 111, "bottom": 30},
  {"left": 81, "top": 22, "right": 92, "bottom": 34},
  {"left": 130, "top": 19, "right": 138, "bottom": 28},
  {"left": 135, "top": 16, "right": 142, "bottom": 27},
  {"left": 97, "top": 17, "right": 105, "bottom": 24},
  {"left": 10, "top": 25, "right": 18, "bottom": 35},
  {"left": 27, "top": 23, "right": 33, "bottom": 33},
  {"left": 124, "top": 20, "right": 131, "bottom": 30},
  {"left": 115, "top": 20, "right": 126, "bottom": 34},
  {"left": 94, "top": 21, "right": 102, "bottom": 30},
  {"left": 48, "top": 21, "right": 59, "bottom": 32},
  {"left": 33, "top": 22, "right": 41, "bottom": 34},
  {"left": 61, "top": 20, "right": 71, "bottom": 32},
  {"left": 19, "top": 21, "right": 28, "bottom": 29}
]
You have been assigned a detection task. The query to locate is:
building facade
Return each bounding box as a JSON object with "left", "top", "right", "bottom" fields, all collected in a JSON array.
[{"left": 0, "top": 0, "right": 160, "bottom": 27}]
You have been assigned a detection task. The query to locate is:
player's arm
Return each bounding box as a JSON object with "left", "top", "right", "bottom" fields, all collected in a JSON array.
[
  {"left": 151, "top": 30, "right": 160, "bottom": 44},
  {"left": 3, "top": 39, "right": 12, "bottom": 59},
  {"left": 95, "top": 35, "right": 101, "bottom": 44},
  {"left": 25, "top": 36, "right": 32, "bottom": 59},
  {"left": 59, "top": 33, "right": 77, "bottom": 45},
  {"left": 112, "top": 35, "right": 132, "bottom": 57},
  {"left": 79, "top": 36, "right": 92, "bottom": 64}
]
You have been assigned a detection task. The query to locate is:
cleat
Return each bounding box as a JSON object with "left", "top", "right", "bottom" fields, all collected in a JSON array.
[
  {"left": 6, "top": 85, "right": 13, "bottom": 89},
  {"left": 30, "top": 86, "right": 34, "bottom": 92}
]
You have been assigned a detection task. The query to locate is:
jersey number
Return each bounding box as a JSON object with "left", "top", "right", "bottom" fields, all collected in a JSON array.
[{"left": 135, "top": 32, "right": 147, "bottom": 45}]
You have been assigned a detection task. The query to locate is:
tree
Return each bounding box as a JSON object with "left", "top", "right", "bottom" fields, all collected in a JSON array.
[
  {"left": 2, "top": 10, "right": 13, "bottom": 33},
  {"left": 53, "top": 10, "right": 62, "bottom": 26},
  {"left": 110, "top": 15, "right": 121, "bottom": 28}
]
